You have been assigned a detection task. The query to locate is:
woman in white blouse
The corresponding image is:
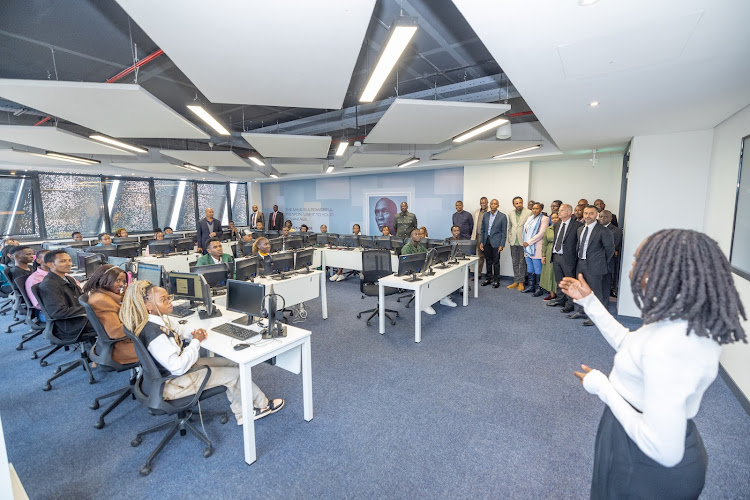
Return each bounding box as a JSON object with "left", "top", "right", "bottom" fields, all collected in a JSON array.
[{"left": 559, "top": 229, "right": 746, "bottom": 499}]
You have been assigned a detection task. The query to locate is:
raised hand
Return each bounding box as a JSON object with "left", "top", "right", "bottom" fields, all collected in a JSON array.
[{"left": 558, "top": 273, "right": 592, "bottom": 300}]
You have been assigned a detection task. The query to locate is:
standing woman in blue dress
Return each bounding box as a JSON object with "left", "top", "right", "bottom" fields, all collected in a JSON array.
[{"left": 559, "top": 229, "right": 746, "bottom": 499}]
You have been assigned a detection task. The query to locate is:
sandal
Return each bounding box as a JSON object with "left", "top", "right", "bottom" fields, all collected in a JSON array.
[{"left": 254, "top": 398, "right": 285, "bottom": 420}]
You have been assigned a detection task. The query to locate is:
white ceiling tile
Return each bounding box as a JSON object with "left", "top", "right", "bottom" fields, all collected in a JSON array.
[
  {"left": 343, "top": 153, "right": 412, "bottom": 168},
  {"left": 110, "top": 162, "right": 188, "bottom": 175},
  {"left": 0, "top": 125, "right": 135, "bottom": 155},
  {"left": 273, "top": 163, "right": 325, "bottom": 174},
  {"left": 241, "top": 133, "right": 332, "bottom": 158},
  {"left": 159, "top": 150, "right": 249, "bottom": 167}
]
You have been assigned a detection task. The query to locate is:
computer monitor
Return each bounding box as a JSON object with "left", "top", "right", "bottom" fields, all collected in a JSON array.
[
  {"left": 115, "top": 242, "right": 140, "bottom": 258},
  {"left": 173, "top": 238, "right": 194, "bottom": 253},
  {"left": 359, "top": 236, "right": 375, "bottom": 249},
  {"left": 301, "top": 233, "right": 315, "bottom": 247},
  {"left": 83, "top": 254, "right": 104, "bottom": 278},
  {"left": 163, "top": 233, "right": 183, "bottom": 240},
  {"left": 391, "top": 237, "right": 405, "bottom": 255},
  {"left": 315, "top": 234, "right": 329, "bottom": 247},
  {"left": 77, "top": 251, "right": 95, "bottom": 271},
  {"left": 168, "top": 272, "right": 217, "bottom": 319},
  {"left": 294, "top": 248, "right": 315, "bottom": 273},
  {"left": 422, "top": 248, "right": 437, "bottom": 276},
  {"left": 424, "top": 238, "right": 445, "bottom": 249},
  {"left": 189, "top": 263, "right": 230, "bottom": 289},
  {"left": 65, "top": 246, "right": 82, "bottom": 264},
  {"left": 234, "top": 257, "right": 258, "bottom": 282},
  {"left": 112, "top": 237, "right": 139, "bottom": 245},
  {"left": 225, "top": 279, "right": 265, "bottom": 325},
  {"left": 137, "top": 262, "right": 163, "bottom": 286},
  {"left": 374, "top": 236, "right": 391, "bottom": 250},
  {"left": 397, "top": 253, "right": 425, "bottom": 281},
  {"left": 285, "top": 235, "right": 303, "bottom": 250},
  {"left": 432, "top": 245, "right": 453, "bottom": 268},
  {"left": 452, "top": 239, "right": 476, "bottom": 260},
  {"left": 327, "top": 234, "right": 340, "bottom": 247},
  {"left": 139, "top": 237, "right": 155, "bottom": 249},
  {"left": 85, "top": 245, "right": 117, "bottom": 258},
  {"left": 107, "top": 256, "right": 132, "bottom": 268},
  {"left": 269, "top": 251, "right": 294, "bottom": 279},
  {"left": 240, "top": 241, "right": 254, "bottom": 257},
  {"left": 339, "top": 235, "right": 359, "bottom": 249},
  {"left": 148, "top": 240, "right": 173, "bottom": 256},
  {"left": 268, "top": 237, "right": 284, "bottom": 253},
  {"left": 66, "top": 242, "right": 89, "bottom": 249}
]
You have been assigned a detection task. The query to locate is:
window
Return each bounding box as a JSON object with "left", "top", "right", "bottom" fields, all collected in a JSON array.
[
  {"left": 104, "top": 179, "right": 153, "bottom": 233},
  {"left": 0, "top": 175, "right": 39, "bottom": 237},
  {"left": 197, "top": 182, "right": 229, "bottom": 226},
  {"left": 154, "top": 179, "right": 196, "bottom": 232},
  {"left": 230, "top": 182, "right": 248, "bottom": 226},
  {"left": 39, "top": 174, "right": 105, "bottom": 238},
  {"left": 730, "top": 134, "right": 750, "bottom": 280}
]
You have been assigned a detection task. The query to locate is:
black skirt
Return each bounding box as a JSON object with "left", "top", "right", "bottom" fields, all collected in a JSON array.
[{"left": 591, "top": 407, "right": 707, "bottom": 499}]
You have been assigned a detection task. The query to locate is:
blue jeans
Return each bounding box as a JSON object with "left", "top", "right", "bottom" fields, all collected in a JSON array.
[{"left": 525, "top": 256, "right": 542, "bottom": 275}]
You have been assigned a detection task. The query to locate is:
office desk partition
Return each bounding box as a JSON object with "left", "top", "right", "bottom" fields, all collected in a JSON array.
[
  {"left": 377, "top": 256, "right": 478, "bottom": 342},
  {"left": 183, "top": 305, "right": 313, "bottom": 465}
]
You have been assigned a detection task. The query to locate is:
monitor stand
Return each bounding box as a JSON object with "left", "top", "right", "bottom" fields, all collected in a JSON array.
[
  {"left": 232, "top": 315, "right": 251, "bottom": 325},
  {"left": 297, "top": 265, "right": 312, "bottom": 274},
  {"left": 422, "top": 266, "right": 435, "bottom": 276},
  {"left": 274, "top": 271, "right": 290, "bottom": 280},
  {"left": 198, "top": 307, "right": 222, "bottom": 320},
  {"left": 406, "top": 271, "right": 422, "bottom": 282}
]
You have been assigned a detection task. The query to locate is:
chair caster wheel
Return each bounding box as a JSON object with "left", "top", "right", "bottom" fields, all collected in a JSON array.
[
  {"left": 16, "top": 345, "right": 22, "bottom": 351},
  {"left": 397, "top": 298, "right": 401, "bottom": 303},
  {"left": 366, "top": 321, "right": 371, "bottom": 326},
  {"left": 40, "top": 361, "right": 48, "bottom": 367},
  {"left": 140, "top": 466, "right": 151, "bottom": 476},
  {"left": 356, "top": 313, "right": 362, "bottom": 318},
  {"left": 390, "top": 320, "right": 396, "bottom": 326},
  {"left": 5, "top": 327, "right": 11, "bottom": 333},
  {"left": 131, "top": 437, "right": 142, "bottom": 447},
  {"left": 203, "top": 447, "right": 213, "bottom": 458},
  {"left": 89, "top": 379, "right": 97, "bottom": 384},
  {"left": 54, "top": 367, "right": 61, "bottom": 374},
  {"left": 219, "top": 414, "right": 228, "bottom": 425},
  {"left": 31, "top": 354, "right": 37, "bottom": 359},
  {"left": 43, "top": 384, "right": 51, "bottom": 391},
  {"left": 395, "top": 312, "right": 400, "bottom": 317},
  {"left": 94, "top": 420, "right": 105, "bottom": 430},
  {"left": 90, "top": 401, "right": 100, "bottom": 410}
]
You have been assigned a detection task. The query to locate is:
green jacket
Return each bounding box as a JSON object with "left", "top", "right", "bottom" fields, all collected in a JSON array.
[
  {"left": 196, "top": 253, "right": 234, "bottom": 266},
  {"left": 401, "top": 240, "right": 426, "bottom": 255},
  {"left": 395, "top": 211, "right": 418, "bottom": 238}
]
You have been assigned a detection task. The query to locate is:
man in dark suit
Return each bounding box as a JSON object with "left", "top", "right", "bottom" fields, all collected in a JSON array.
[
  {"left": 250, "top": 204, "right": 264, "bottom": 229},
  {"left": 479, "top": 198, "right": 507, "bottom": 288},
  {"left": 547, "top": 204, "right": 583, "bottom": 312},
  {"left": 196, "top": 207, "right": 222, "bottom": 253},
  {"left": 268, "top": 204, "right": 284, "bottom": 230},
  {"left": 570, "top": 205, "right": 614, "bottom": 326},
  {"left": 599, "top": 209, "right": 622, "bottom": 298},
  {"left": 593, "top": 199, "right": 618, "bottom": 227}
]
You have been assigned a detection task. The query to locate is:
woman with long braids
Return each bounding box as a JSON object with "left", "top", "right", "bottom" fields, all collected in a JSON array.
[
  {"left": 559, "top": 229, "right": 746, "bottom": 498},
  {"left": 120, "top": 280, "right": 284, "bottom": 424}
]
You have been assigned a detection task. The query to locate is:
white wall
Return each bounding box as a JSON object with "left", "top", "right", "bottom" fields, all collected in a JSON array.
[
  {"left": 617, "top": 130, "right": 715, "bottom": 317},
  {"left": 529, "top": 153, "right": 623, "bottom": 217},
  {"left": 703, "top": 104, "right": 750, "bottom": 401}
]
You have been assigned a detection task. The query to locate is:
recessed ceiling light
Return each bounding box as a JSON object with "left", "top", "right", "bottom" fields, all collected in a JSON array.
[
  {"left": 186, "top": 105, "right": 230, "bottom": 135},
  {"left": 589, "top": 101, "right": 600, "bottom": 107},
  {"left": 270, "top": 174, "right": 279, "bottom": 179},
  {"left": 360, "top": 21, "right": 418, "bottom": 103},
  {"left": 326, "top": 165, "right": 335, "bottom": 173},
  {"left": 249, "top": 156, "right": 265, "bottom": 166},
  {"left": 182, "top": 163, "right": 208, "bottom": 173},
  {"left": 578, "top": 0, "right": 600, "bottom": 6},
  {"left": 492, "top": 145, "right": 542, "bottom": 159},
  {"left": 453, "top": 117, "right": 510, "bottom": 143},
  {"left": 335, "top": 141, "right": 349, "bottom": 157},
  {"left": 398, "top": 157, "right": 420, "bottom": 168},
  {"left": 89, "top": 135, "right": 148, "bottom": 154}
]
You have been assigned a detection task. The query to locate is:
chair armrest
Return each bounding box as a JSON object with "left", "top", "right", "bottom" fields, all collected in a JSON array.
[{"left": 156, "top": 364, "right": 213, "bottom": 410}]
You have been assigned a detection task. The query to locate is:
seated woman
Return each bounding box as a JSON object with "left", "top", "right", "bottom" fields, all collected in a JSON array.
[
  {"left": 120, "top": 280, "right": 284, "bottom": 424},
  {"left": 114, "top": 228, "right": 128, "bottom": 238},
  {"left": 419, "top": 226, "right": 428, "bottom": 239},
  {"left": 283, "top": 220, "right": 296, "bottom": 232},
  {"left": 252, "top": 237, "right": 272, "bottom": 276},
  {"left": 82, "top": 264, "right": 138, "bottom": 365},
  {"left": 96, "top": 233, "right": 114, "bottom": 246},
  {"left": 143, "top": 229, "right": 165, "bottom": 257}
]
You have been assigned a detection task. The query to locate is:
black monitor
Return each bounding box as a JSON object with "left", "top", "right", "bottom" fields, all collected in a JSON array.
[
  {"left": 339, "top": 235, "right": 359, "bottom": 249},
  {"left": 269, "top": 251, "right": 294, "bottom": 279},
  {"left": 327, "top": 234, "right": 340, "bottom": 247},
  {"left": 315, "top": 234, "right": 329, "bottom": 247},
  {"left": 422, "top": 248, "right": 437, "bottom": 276},
  {"left": 76, "top": 251, "right": 95, "bottom": 271},
  {"left": 452, "top": 239, "right": 476, "bottom": 260},
  {"left": 148, "top": 240, "right": 173, "bottom": 256},
  {"left": 107, "top": 255, "right": 132, "bottom": 268},
  {"left": 173, "top": 238, "right": 194, "bottom": 253},
  {"left": 115, "top": 242, "right": 140, "bottom": 258},
  {"left": 359, "top": 236, "right": 375, "bottom": 249},
  {"left": 294, "top": 248, "right": 315, "bottom": 273},
  {"left": 391, "top": 237, "right": 405, "bottom": 255},
  {"left": 268, "top": 237, "right": 284, "bottom": 253},
  {"left": 301, "top": 233, "right": 315, "bottom": 247},
  {"left": 137, "top": 262, "right": 163, "bottom": 287},
  {"left": 240, "top": 241, "right": 254, "bottom": 257},
  {"left": 163, "top": 233, "right": 183, "bottom": 240},
  {"left": 225, "top": 279, "right": 265, "bottom": 325},
  {"left": 168, "top": 272, "right": 217, "bottom": 319},
  {"left": 65, "top": 246, "right": 82, "bottom": 264},
  {"left": 189, "top": 263, "right": 230, "bottom": 289},
  {"left": 424, "top": 238, "right": 445, "bottom": 249},
  {"left": 285, "top": 236, "right": 303, "bottom": 250},
  {"left": 374, "top": 236, "right": 391, "bottom": 250},
  {"left": 66, "top": 242, "right": 89, "bottom": 249},
  {"left": 85, "top": 245, "right": 117, "bottom": 258},
  {"left": 83, "top": 253, "right": 104, "bottom": 278},
  {"left": 234, "top": 257, "right": 258, "bottom": 282},
  {"left": 432, "top": 244, "right": 453, "bottom": 268},
  {"left": 112, "top": 237, "right": 138, "bottom": 245},
  {"left": 397, "top": 253, "right": 425, "bottom": 281},
  {"left": 139, "top": 237, "right": 155, "bottom": 249}
]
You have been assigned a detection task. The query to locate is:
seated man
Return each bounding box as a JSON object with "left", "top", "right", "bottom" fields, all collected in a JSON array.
[
  {"left": 236, "top": 231, "right": 254, "bottom": 257},
  {"left": 446, "top": 224, "right": 461, "bottom": 243},
  {"left": 36, "top": 250, "right": 95, "bottom": 342},
  {"left": 255, "top": 220, "right": 264, "bottom": 231},
  {"left": 300, "top": 224, "right": 309, "bottom": 233},
  {"left": 401, "top": 228, "right": 456, "bottom": 315},
  {"left": 72, "top": 231, "right": 83, "bottom": 242},
  {"left": 227, "top": 220, "right": 241, "bottom": 241},
  {"left": 8, "top": 245, "right": 34, "bottom": 281},
  {"left": 196, "top": 238, "right": 233, "bottom": 266},
  {"left": 381, "top": 226, "right": 391, "bottom": 236},
  {"left": 96, "top": 233, "right": 113, "bottom": 246},
  {"left": 319, "top": 224, "right": 328, "bottom": 234},
  {"left": 163, "top": 227, "right": 174, "bottom": 234}
]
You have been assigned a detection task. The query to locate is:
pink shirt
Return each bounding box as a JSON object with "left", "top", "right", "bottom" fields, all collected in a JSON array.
[{"left": 25, "top": 269, "right": 48, "bottom": 309}]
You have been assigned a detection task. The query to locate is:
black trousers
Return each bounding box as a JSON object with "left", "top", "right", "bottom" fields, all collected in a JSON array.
[
  {"left": 553, "top": 253, "right": 575, "bottom": 308},
  {"left": 483, "top": 242, "right": 500, "bottom": 282},
  {"left": 576, "top": 259, "right": 605, "bottom": 306},
  {"left": 591, "top": 407, "right": 707, "bottom": 499}
]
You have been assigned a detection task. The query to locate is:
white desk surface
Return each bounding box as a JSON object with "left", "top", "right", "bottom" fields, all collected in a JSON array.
[{"left": 321, "top": 247, "right": 400, "bottom": 273}]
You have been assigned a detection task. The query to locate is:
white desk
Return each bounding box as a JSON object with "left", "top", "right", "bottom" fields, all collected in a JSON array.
[
  {"left": 321, "top": 248, "right": 399, "bottom": 274},
  {"left": 184, "top": 306, "right": 313, "bottom": 465},
  {"left": 377, "top": 256, "right": 479, "bottom": 342},
  {"left": 136, "top": 253, "right": 201, "bottom": 273},
  {"left": 221, "top": 242, "right": 236, "bottom": 256}
]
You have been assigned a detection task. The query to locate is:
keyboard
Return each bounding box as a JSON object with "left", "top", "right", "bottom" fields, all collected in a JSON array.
[
  {"left": 211, "top": 322, "right": 261, "bottom": 341},
  {"left": 169, "top": 305, "right": 195, "bottom": 318}
]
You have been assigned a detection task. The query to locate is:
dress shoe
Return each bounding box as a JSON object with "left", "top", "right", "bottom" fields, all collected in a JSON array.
[
  {"left": 567, "top": 311, "right": 587, "bottom": 319},
  {"left": 543, "top": 294, "right": 553, "bottom": 301},
  {"left": 560, "top": 306, "right": 574, "bottom": 313},
  {"left": 582, "top": 319, "right": 595, "bottom": 327},
  {"left": 516, "top": 282, "right": 525, "bottom": 291},
  {"left": 481, "top": 279, "right": 493, "bottom": 286},
  {"left": 492, "top": 281, "right": 500, "bottom": 288},
  {"left": 507, "top": 282, "right": 519, "bottom": 289}
]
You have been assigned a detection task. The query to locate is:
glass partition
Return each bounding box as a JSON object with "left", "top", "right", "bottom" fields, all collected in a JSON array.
[
  {"left": 39, "top": 174, "right": 105, "bottom": 238},
  {"left": 230, "top": 182, "right": 248, "bottom": 226},
  {"left": 0, "top": 175, "right": 39, "bottom": 237},
  {"left": 104, "top": 178, "right": 153, "bottom": 233}
]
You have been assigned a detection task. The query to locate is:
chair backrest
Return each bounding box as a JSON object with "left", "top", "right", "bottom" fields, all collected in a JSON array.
[
  {"left": 13, "top": 274, "right": 44, "bottom": 327},
  {"left": 361, "top": 249, "right": 394, "bottom": 284},
  {"left": 78, "top": 294, "right": 136, "bottom": 370},
  {"left": 32, "top": 282, "right": 85, "bottom": 346},
  {"left": 2, "top": 267, "right": 22, "bottom": 308}
]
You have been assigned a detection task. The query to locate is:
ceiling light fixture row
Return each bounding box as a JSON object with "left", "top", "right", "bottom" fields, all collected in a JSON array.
[
  {"left": 398, "top": 157, "right": 420, "bottom": 168},
  {"left": 181, "top": 163, "right": 208, "bottom": 173},
  {"left": 89, "top": 135, "right": 148, "bottom": 154},
  {"left": 492, "top": 145, "right": 542, "bottom": 159},
  {"left": 249, "top": 156, "right": 265, "bottom": 167},
  {"left": 360, "top": 17, "right": 418, "bottom": 103},
  {"left": 335, "top": 141, "right": 349, "bottom": 157},
  {"left": 453, "top": 116, "right": 510, "bottom": 143},
  {"left": 187, "top": 104, "right": 230, "bottom": 135},
  {"left": 27, "top": 151, "right": 100, "bottom": 165}
]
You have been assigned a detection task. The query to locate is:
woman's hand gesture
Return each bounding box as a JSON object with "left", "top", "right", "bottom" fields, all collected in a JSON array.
[{"left": 558, "top": 273, "right": 593, "bottom": 301}]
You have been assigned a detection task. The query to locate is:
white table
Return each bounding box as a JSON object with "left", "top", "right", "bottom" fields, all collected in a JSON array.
[
  {"left": 377, "top": 256, "right": 479, "bottom": 342},
  {"left": 321, "top": 248, "right": 399, "bottom": 274},
  {"left": 184, "top": 305, "right": 313, "bottom": 465},
  {"left": 136, "top": 253, "right": 201, "bottom": 273}
]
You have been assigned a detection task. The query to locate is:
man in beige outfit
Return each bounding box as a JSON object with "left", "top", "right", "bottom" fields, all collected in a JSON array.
[
  {"left": 472, "top": 197, "right": 488, "bottom": 278},
  {"left": 506, "top": 196, "right": 531, "bottom": 290}
]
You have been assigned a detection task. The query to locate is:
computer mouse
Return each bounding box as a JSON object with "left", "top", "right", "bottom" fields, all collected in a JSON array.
[
  {"left": 178, "top": 320, "right": 188, "bottom": 325},
  {"left": 233, "top": 343, "right": 250, "bottom": 351}
]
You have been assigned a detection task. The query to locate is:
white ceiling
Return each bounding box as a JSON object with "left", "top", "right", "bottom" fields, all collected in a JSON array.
[
  {"left": 115, "top": 0, "right": 376, "bottom": 109},
  {"left": 159, "top": 150, "right": 249, "bottom": 167},
  {"left": 0, "top": 79, "right": 210, "bottom": 139},
  {"left": 110, "top": 162, "right": 189, "bottom": 175},
  {"left": 364, "top": 99, "right": 511, "bottom": 144},
  {"left": 343, "top": 152, "right": 413, "bottom": 168},
  {"left": 0, "top": 125, "right": 135, "bottom": 155},
  {"left": 0, "top": 149, "right": 102, "bottom": 167},
  {"left": 241, "top": 133, "right": 332, "bottom": 158},
  {"left": 453, "top": 0, "right": 750, "bottom": 151}
]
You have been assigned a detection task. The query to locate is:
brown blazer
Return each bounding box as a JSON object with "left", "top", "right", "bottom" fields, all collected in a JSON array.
[{"left": 88, "top": 289, "right": 138, "bottom": 365}]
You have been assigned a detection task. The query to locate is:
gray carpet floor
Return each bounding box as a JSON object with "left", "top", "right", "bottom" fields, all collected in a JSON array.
[{"left": 0, "top": 277, "right": 748, "bottom": 499}]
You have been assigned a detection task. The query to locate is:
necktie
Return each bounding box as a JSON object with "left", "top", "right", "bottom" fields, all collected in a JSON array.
[
  {"left": 252, "top": 213, "right": 256, "bottom": 227},
  {"left": 272, "top": 212, "right": 276, "bottom": 227},
  {"left": 578, "top": 226, "right": 589, "bottom": 259},
  {"left": 554, "top": 222, "right": 565, "bottom": 252}
]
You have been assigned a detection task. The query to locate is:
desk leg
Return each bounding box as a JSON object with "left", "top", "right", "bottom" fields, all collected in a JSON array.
[
  {"left": 301, "top": 339, "right": 314, "bottom": 421},
  {"left": 239, "top": 363, "right": 257, "bottom": 465},
  {"left": 320, "top": 272, "right": 328, "bottom": 319},
  {"left": 414, "top": 290, "right": 422, "bottom": 343},
  {"left": 463, "top": 265, "right": 469, "bottom": 306},
  {"left": 378, "top": 283, "right": 385, "bottom": 334},
  {"left": 473, "top": 260, "right": 479, "bottom": 298}
]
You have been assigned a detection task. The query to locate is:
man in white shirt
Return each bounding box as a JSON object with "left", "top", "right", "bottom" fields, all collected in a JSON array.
[{"left": 548, "top": 204, "right": 582, "bottom": 312}]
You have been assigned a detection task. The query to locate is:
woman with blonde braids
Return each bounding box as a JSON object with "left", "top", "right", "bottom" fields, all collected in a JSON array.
[
  {"left": 252, "top": 237, "right": 272, "bottom": 276},
  {"left": 120, "top": 280, "right": 284, "bottom": 424}
]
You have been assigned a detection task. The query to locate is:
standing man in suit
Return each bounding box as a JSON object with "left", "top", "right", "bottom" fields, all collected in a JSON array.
[
  {"left": 472, "top": 197, "right": 488, "bottom": 279},
  {"left": 506, "top": 196, "right": 532, "bottom": 290},
  {"left": 547, "top": 204, "right": 583, "bottom": 312},
  {"left": 268, "top": 204, "right": 284, "bottom": 230},
  {"left": 479, "top": 199, "right": 507, "bottom": 288},
  {"left": 250, "top": 204, "right": 264, "bottom": 229},
  {"left": 197, "top": 207, "right": 222, "bottom": 254},
  {"left": 570, "top": 205, "right": 614, "bottom": 326},
  {"left": 599, "top": 209, "right": 622, "bottom": 298},
  {"left": 594, "top": 199, "right": 618, "bottom": 227}
]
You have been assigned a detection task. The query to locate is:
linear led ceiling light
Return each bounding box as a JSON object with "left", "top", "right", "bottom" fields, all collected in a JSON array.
[
  {"left": 28, "top": 151, "right": 100, "bottom": 165},
  {"left": 492, "top": 145, "right": 542, "bottom": 159},
  {"left": 186, "top": 105, "right": 230, "bottom": 135},
  {"left": 249, "top": 156, "right": 265, "bottom": 167},
  {"left": 335, "top": 141, "right": 349, "bottom": 157},
  {"left": 453, "top": 116, "right": 510, "bottom": 143},
  {"left": 89, "top": 135, "right": 148, "bottom": 154},
  {"left": 398, "top": 157, "right": 419, "bottom": 168},
  {"left": 360, "top": 19, "right": 418, "bottom": 103},
  {"left": 182, "top": 163, "right": 208, "bottom": 173},
  {"left": 326, "top": 165, "right": 335, "bottom": 173},
  {"left": 270, "top": 174, "right": 279, "bottom": 179}
]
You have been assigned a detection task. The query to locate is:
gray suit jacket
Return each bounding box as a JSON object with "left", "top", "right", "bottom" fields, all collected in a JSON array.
[{"left": 250, "top": 210, "right": 264, "bottom": 228}]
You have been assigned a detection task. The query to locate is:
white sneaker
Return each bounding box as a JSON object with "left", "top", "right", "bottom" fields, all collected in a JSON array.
[
  {"left": 440, "top": 297, "right": 457, "bottom": 307},
  {"left": 329, "top": 274, "right": 339, "bottom": 282},
  {"left": 423, "top": 306, "right": 436, "bottom": 315},
  {"left": 336, "top": 274, "right": 345, "bottom": 281}
]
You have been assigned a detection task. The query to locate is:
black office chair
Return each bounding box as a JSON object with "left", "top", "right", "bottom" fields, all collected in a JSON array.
[
  {"left": 123, "top": 327, "right": 228, "bottom": 476},
  {"left": 12, "top": 275, "right": 46, "bottom": 351},
  {"left": 357, "top": 249, "right": 399, "bottom": 327},
  {"left": 2, "top": 267, "right": 26, "bottom": 332},
  {"left": 31, "top": 283, "right": 96, "bottom": 391},
  {"left": 79, "top": 294, "right": 140, "bottom": 429}
]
